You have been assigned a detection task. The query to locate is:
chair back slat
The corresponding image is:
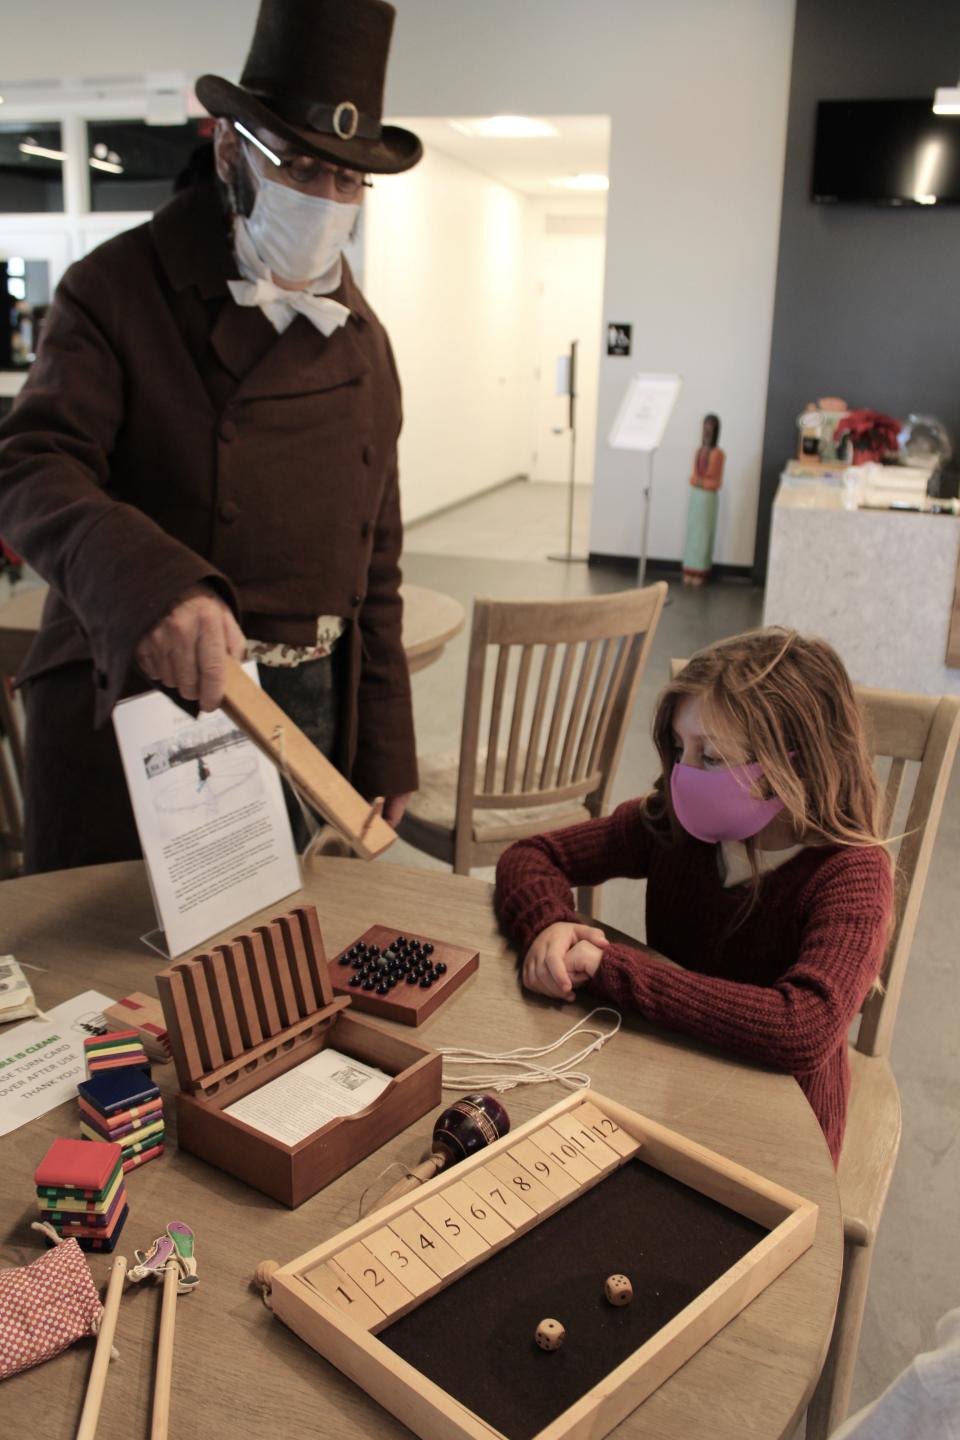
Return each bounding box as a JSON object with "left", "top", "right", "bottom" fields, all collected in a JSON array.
[
  {"left": 484, "top": 647, "right": 511, "bottom": 792},
  {"left": 523, "top": 645, "right": 557, "bottom": 792},
  {"left": 557, "top": 641, "right": 600, "bottom": 788},
  {"left": 588, "top": 635, "right": 632, "bottom": 777},
  {"left": 503, "top": 645, "right": 534, "bottom": 793},
  {"left": 880, "top": 757, "right": 906, "bottom": 836},
  {"left": 540, "top": 642, "right": 577, "bottom": 790},
  {"left": 573, "top": 637, "right": 617, "bottom": 782}
]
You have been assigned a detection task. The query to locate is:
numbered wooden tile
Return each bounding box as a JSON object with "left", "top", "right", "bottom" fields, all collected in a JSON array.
[
  {"left": 551, "top": 1111, "right": 620, "bottom": 1167},
  {"left": 507, "top": 1138, "right": 580, "bottom": 1199},
  {"left": 527, "top": 1124, "right": 604, "bottom": 1184},
  {"left": 414, "top": 1193, "right": 489, "bottom": 1262},
  {"left": 387, "top": 1211, "right": 462, "bottom": 1279},
  {"left": 482, "top": 1152, "right": 556, "bottom": 1215},
  {"left": 362, "top": 1227, "right": 438, "bottom": 1298},
  {"left": 301, "top": 1261, "right": 386, "bottom": 1329},
  {"left": 332, "top": 1241, "right": 416, "bottom": 1320},
  {"left": 443, "top": 1178, "right": 513, "bottom": 1244},
  {"left": 573, "top": 1099, "right": 642, "bottom": 1159},
  {"left": 462, "top": 1165, "right": 539, "bottom": 1229}
]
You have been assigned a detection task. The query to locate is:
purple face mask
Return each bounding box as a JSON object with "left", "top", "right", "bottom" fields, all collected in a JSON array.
[{"left": 670, "top": 760, "right": 785, "bottom": 844}]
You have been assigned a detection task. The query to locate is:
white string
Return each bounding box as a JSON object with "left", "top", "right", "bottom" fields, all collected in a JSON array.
[{"left": 437, "top": 1007, "right": 622, "bottom": 1093}]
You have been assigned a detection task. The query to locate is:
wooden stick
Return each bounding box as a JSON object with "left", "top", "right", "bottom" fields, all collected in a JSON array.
[
  {"left": 76, "top": 1254, "right": 127, "bottom": 1440},
  {"left": 150, "top": 1261, "right": 180, "bottom": 1440}
]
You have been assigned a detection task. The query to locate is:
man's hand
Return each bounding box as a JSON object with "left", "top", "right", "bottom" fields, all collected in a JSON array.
[
  {"left": 522, "top": 921, "right": 608, "bottom": 1001},
  {"left": 383, "top": 793, "right": 411, "bottom": 828},
  {"left": 136, "top": 584, "right": 246, "bottom": 712}
]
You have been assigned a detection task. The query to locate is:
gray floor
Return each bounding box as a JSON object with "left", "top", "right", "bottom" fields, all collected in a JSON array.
[{"left": 396, "top": 479, "right": 960, "bottom": 1427}]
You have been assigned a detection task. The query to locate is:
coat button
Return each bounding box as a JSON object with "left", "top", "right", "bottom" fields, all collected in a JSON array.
[
  {"left": 351, "top": 593, "right": 363, "bottom": 607},
  {"left": 220, "top": 419, "right": 237, "bottom": 442},
  {"left": 362, "top": 443, "right": 374, "bottom": 465},
  {"left": 219, "top": 500, "right": 240, "bottom": 523},
  {"left": 360, "top": 521, "right": 371, "bottom": 540}
]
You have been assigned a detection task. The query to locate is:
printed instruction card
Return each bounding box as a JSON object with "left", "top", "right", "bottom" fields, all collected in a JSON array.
[
  {"left": 223, "top": 1047, "right": 392, "bottom": 1147},
  {"left": 0, "top": 991, "right": 113, "bottom": 1136},
  {"left": 112, "top": 663, "right": 300, "bottom": 958}
]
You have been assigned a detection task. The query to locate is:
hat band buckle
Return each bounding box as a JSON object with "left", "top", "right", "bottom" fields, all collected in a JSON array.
[{"left": 333, "top": 101, "right": 359, "bottom": 141}]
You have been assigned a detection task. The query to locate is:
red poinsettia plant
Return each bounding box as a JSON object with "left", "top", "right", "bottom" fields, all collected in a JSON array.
[{"left": 834, "top": 409, "right": 901, "bottom": 464}]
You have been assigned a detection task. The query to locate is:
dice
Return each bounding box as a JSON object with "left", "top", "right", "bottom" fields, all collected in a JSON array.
[
  {"left": 604, "top": 1273, "right": 633, "bottom": 1306},
  {"left": 535, "top": 1318, "right": 565, "bottom": 1351}
]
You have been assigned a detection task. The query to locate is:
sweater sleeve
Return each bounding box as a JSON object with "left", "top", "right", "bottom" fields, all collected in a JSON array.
[
  {"left": 495, "top": 799, "right": 657, "bottom": 957},
  {"left": 0, "top": 255, "right": 236, "bottom": 722},
  {"left": 591, "top": 849, "right": 893, "bottom": 1073}
]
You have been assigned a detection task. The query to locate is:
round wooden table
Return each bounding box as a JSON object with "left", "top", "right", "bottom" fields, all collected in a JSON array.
[
  {"left": 0, "top": 860, "right": 840, "bottom": 1440},
  {"left": 0, "top": 581, "right": 466, "bottom": 678}
]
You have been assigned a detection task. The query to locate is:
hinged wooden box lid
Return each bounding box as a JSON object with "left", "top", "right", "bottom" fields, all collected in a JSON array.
[{"left": 156, "top": 904, "right": 443, "bottom": 1207}]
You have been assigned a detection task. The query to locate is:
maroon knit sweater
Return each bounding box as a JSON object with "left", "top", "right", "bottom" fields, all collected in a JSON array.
[{"left": 495, "top": 800, "right": 893, "bottom": 1164}]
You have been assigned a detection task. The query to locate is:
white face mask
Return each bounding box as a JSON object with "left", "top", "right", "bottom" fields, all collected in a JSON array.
[{"left": 243, "top": 162, "right": 359, "bottom": 289}]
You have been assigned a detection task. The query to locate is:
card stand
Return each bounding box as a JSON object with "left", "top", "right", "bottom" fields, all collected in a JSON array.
[
  {"left": 264, "top": 1090, "right": 818, "bottom": 1440},
  {"left": 330, "top": 926, "right": 480, "bottom": 1026},
  {"left": 157, "top": 903, "right": 442, "bottom": 1209}
]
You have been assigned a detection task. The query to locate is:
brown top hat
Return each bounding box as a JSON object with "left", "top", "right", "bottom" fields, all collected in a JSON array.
[{"left": 195, "top": 0, "right": 421, "bottom": 175}]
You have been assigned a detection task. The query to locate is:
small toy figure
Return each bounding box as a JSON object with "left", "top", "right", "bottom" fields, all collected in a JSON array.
[{"left": 682, "top": 414, "right": 725, "bottom": 587}]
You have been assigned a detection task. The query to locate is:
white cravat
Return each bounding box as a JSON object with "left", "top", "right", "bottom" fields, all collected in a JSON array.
[{"left": 228, "top": 217, "right": 352, "bottom": 337}]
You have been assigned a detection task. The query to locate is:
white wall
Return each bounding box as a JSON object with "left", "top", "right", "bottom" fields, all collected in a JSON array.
[
  {"left": 364, "top": 145, "right": 532, "bottom": 523},
  {"left": 2, "top": 0, "right": 795, "bottom": 565}
]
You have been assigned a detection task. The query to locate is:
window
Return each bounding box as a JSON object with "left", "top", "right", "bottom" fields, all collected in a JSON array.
[
  {"left": 87, "top": 119, "right": 213, "bottom": 212},
  {"left": 0, "top": 122, "right": 65, "bottom": 212}
]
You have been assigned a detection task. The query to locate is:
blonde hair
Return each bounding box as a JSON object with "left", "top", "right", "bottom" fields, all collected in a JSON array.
[{"left": 647, "top": 629, "right": 889, "bottom": 859}]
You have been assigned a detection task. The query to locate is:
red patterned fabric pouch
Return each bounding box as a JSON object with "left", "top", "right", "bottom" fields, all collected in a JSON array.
[{"left": 0, "top": 1238, "right": 103, "bottom": 1380}]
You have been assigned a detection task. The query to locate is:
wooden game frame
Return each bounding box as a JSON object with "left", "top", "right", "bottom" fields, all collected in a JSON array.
[
  {"left": 157, "top": 904, "right": 442, "bottom": 1208},
  {"left": 220, "top": 656, "right": 396, "bottom": 860},
  {"left": 264, "top": 1089, "right": 818, "bottom": 1440}
]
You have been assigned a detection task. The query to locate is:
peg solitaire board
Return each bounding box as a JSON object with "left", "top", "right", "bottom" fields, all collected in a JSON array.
[{"left": 330, "top": 925, "right": 479, "bottom": 1025}]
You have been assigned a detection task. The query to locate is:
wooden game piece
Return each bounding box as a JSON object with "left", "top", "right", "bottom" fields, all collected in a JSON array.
[
  {"left": 75, "top": 1254, "right": 127, "bottom": 1440},
  {"left": 377, "top": 1093, "right": 510, "bottom": 1209},
  {"left": 157, "top": 903, "right": 442, "bottom": 1208},
  {"left": 104, "top": 992, "right": 172, "bottom": 1060},
  {"left": 441, "top": 1178, "right": 514, "bottom": 1245},
  {"left": 526, "top": 1124, "right": 605, "bottom": 1185},
  {"left": 573, "top": 1098, "right": 642, "bottom": 1160},
  {"left": 604, "top": 1274, "right": 633, "bottom": 1306},
  {"left": 461, "top": 1164, "right": 539, "bottom": 1230},
  {"left": 361, "top": 1228, "right": 439, "bottom": 1298},
  {"left": 151, "top": 1260, "right": 182, "bottom": 1440},
  {"left": 481, "top": 1152, "right": 557, "bottom": 1216},
  {"left": 507, "top": 1138, "right": 580, "bottom": 1199},
  {"left": 220, "top": 656, "right": 396, "bottom": 860},
  {"left": 385, "top": 1213, "right": 462, "bottom": 1280},
  {"left": 550, "top": 1110, "right": 621, "bottom": 1168},
  {"left": 332, "top": 1242, "right": 416, "bottom": 1320},
  {"left": 329, "top": 925, "right": 479, "bottom": 1026},
  {"left": 255, "top": 1260, "right": 279, "bottom": 1304},
  {"left": 302, "top": 1261, "right": 387, "bottom": 1329},
  {"left": 413, "top": 1193, "right": 489, "bottom": 1262},
  {"left": 535, "top": 1318, "right": 565, "bottom": 1352}
]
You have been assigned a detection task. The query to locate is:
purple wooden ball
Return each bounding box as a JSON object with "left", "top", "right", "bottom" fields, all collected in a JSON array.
[{"left": 432, "top": 1094, "right": 510, "bottom": 1168}]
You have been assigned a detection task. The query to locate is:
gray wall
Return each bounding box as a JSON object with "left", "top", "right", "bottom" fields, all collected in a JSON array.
[{"left": 754, "top": 0, "right": 960, "bottom": 581}]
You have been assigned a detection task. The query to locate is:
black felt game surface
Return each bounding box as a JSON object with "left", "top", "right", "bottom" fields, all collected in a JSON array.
[{"left": 380, "top": 1160, "right": 768, "bottom": 1440}]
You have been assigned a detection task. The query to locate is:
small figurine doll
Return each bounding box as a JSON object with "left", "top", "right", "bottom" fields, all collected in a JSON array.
[{"left": 682, "top": 413, "right": 725, "bottom": 586}]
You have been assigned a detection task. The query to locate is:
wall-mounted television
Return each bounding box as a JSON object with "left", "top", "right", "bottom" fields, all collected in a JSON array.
[{"left": 812, "top": 100, "right": 960, "bottom": 206}]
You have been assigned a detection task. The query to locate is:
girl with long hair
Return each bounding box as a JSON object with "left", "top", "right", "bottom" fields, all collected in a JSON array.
[{"left": 495, "top": 628, "right": 893, "bottom": 1163}]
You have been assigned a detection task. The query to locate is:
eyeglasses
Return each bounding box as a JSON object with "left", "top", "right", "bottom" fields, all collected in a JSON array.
[{"left": 235, "top": 122, "right": 372, "bottom": 199}]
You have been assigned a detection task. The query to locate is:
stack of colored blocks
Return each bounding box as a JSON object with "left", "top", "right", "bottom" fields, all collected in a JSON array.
[
  {"left": 83, "top": 1028, "right": 151, "bottom": 1074},
  {"left": 77, "top": 1065, "right": 165, "bottom": 1173},
  {"left": 34, "top": 1138, "right": 129, "bottom": 1251}
]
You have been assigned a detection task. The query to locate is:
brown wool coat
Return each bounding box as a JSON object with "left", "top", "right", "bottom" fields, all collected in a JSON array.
[{"left": 0, "top": 182, "right": 418, "bottom": 838}]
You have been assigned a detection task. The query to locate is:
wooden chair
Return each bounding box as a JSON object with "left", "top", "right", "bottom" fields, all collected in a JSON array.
[
  {"left": 398, "top": 584, "right": 667, "bottom": 914},
  {"left": 669, "top": 659, "right": 960, "bottom": 1437}
]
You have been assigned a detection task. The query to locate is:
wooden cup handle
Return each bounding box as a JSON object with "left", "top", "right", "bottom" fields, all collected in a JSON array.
[{"left": 377, "top": 1155, "right": 444, "bottom": 1210}]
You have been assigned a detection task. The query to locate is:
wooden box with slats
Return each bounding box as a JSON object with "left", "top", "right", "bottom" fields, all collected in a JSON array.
[
  {"left": 156, "top": 903, "right": 442, "bottom": 1208},
  {"left": 261, "top": 1089, "right": 818, "bottom": 1440}
]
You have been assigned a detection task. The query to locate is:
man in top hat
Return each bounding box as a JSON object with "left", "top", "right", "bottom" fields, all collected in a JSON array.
[{"left": 0, "top": 0, "right": 422, "bottom": 872}]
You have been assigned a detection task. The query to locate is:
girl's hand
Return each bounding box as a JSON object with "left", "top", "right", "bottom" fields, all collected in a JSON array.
[
  {"left": 563, "top": 940, "right": 606, "bottom": 993},
  {"left": 522, "top": 922, "right": 608, "bottom": 1001}
]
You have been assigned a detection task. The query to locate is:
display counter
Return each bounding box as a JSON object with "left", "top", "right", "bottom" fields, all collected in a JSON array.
[{"left": 762, "top": 474, "right": 960, "bottom": 694}]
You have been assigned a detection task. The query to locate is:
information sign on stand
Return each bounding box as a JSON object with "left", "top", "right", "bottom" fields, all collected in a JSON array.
[{"left": 609, "top": 372, "right": 683, "bottom": 585}]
